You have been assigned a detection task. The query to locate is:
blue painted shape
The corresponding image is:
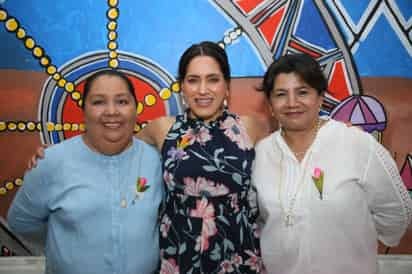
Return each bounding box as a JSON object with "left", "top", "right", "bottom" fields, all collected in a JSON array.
[
  {"left": 334, "top": 0, "right": 372, "bottom": 25},
  {"left": 395, "top": 0, "right": 412, "bottom": 20},
  {"left": 353, "top": 15, "right": 412, "bottom": 77},
  {"left": 294, "top": 0, "right": 337, "bottom": 51}
]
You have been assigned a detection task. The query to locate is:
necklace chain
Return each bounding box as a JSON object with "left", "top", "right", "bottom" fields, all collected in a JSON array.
[{"left": 278, "top": 119, "right": 321, "bottom": 227}]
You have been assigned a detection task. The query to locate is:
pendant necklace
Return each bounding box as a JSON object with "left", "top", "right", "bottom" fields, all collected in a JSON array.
[{"left": 277, "top": 119, "right": 321, "bottom": 227}]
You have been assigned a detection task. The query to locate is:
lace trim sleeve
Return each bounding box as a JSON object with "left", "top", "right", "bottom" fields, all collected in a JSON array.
[{"left": 375, "top": 143, "right": 412, "bottom": 229}]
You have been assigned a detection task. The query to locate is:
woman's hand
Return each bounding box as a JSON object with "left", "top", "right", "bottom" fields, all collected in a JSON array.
[{"left": 28, "top": 144, "right": 50, "bottom": 169}]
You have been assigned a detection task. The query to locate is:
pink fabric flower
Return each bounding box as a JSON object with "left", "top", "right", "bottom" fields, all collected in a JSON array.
[
  {"left": 220, "top": 116, "right": 253, "bottom": 150},
  {"left": 159, "top": 258, "right": 180, "bottom": 274}
]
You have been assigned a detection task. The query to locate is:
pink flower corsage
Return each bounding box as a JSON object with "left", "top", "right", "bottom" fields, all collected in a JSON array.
[
  {"left": 132, "top": 177, "right": 150, "bottom": 204},
  {"left": 312, "top": 167, "right": 324, "bottom": 200}
]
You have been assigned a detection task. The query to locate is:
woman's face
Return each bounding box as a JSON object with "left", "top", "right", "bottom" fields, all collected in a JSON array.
[
  {"left": 181, "top": 55, "right": 229, "bottom": 123},
  {"left": 270, "top": 72, "right": 323, "bottom": 132},
  {"left": 83, "top": 75, "right": 136, "bottom": 152}
]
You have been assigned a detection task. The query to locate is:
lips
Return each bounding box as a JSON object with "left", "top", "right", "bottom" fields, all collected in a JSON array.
[
  {"left": 102, "top": 121, "right": 122, "bottom": 129},
  {"left": 194, "top": 98, "right": 214, "bottom": 107}
]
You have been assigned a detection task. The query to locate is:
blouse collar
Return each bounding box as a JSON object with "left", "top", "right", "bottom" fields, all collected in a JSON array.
[{"left": 182, "top": 107, "right": 229, "bottom": 129}]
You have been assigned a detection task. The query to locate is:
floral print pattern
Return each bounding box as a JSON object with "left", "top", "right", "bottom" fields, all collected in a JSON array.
[{"left": 156, "top": 109, "right": 263, "bottom": 274}]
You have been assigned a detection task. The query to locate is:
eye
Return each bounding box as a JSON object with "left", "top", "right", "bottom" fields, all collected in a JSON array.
[
  {"left": 208, "top": 77, "right": 220, "bottom": 83},
  {"left": 298, "top": 89, "right": 309, "bottom": 96},
  {"left": 186, "top": 77, "right": 198, "bottom": 84},
  {"left": 90, "top": 99, "right": 104, "bottom": 105},
  {"left": 272, "top": 91, "right": 285, "bottom": 97},
  {"left": 117, "top": 99, "right": 129, "bottom": 105}
]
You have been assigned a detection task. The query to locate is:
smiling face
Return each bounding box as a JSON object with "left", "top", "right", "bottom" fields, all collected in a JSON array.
[
  {"left": 83, "top": 74, "right": 137, "bottom": 155},
  {"left": 181, "top": 55, "right": 229, "bottom": 123},
  {"left": 270, "top": 72, "right": 323, "bottom": 133}
]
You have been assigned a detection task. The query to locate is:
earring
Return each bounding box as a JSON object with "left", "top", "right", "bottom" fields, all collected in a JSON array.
[{"left": 223, "top": 98, "right": 228, "bottom": 107}]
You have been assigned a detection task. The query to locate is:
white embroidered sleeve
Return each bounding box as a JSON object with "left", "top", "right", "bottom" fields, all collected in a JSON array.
[{"left": 362, "top": 139, "right": 412, "bottom": 246}]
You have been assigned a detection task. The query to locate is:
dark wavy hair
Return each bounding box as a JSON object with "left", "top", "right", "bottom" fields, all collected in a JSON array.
[{"left": 257, "top": 53, "right": 327, "bottom": 98}]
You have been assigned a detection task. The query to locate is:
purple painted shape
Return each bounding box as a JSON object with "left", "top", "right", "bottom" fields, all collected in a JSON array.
[
  {"left": 401, "top": 155, "right": 412, "bottom": 190},
  {"left": 331, "top": 97, "right": 357, "bottom": 121},
  {"left": 351, "top": 103, "right": 365, "bottom": 124},
  {"left": 358, "top": 98, "right": 378, "bottom": 124},
  {"left": 363, "top": 96, "right": 386, "bottom": 122},
  {"left": 358, "top": 122, "right": 386, "bottom": 133}
]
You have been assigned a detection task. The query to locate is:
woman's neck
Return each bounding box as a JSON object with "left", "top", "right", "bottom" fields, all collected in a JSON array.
[{"left": 282, "top": 119, "right": 321, "bottom": 161}]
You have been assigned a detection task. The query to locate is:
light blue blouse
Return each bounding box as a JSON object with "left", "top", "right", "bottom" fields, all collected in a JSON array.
[{"left": 8, "top": 136, "right": 163, "bottom": 274}]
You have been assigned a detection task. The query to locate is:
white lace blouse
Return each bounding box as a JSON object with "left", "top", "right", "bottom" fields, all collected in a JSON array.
[{"left": 252, "top": 118, "right": 412, "bottom": 274}]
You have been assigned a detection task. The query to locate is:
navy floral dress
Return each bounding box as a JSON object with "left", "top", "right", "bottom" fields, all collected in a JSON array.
[{"left": 157, "top": 109, "right": 263, "bottom": 274}]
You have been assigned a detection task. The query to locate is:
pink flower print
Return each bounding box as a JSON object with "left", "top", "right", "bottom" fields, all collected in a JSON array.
[
  {"left": 219, "top": 259, "right": 234, "bottom": 273},
  {"left": 220, "top": 116, "right": 253, "bottom": 150},
  {"left": 160, "top": 215, "right": 172, "bottom": 238},
  {"left": 167, "top": 146, "right": 187, "bottom": 161},
  {"left": 194, "top": 126, "right": 212, "bottom": 145},
  {"left": 190, "top": 198, "right": 217, "bottom": 252},
  {"left": 163, "top": 171, "right": 175, "bottom": 188},
  {"left": 244, "top": 249, "right": 262, "bottom": 272},
  {"left": 159, "top": 258, "right": 180, "bottom": 274},
  {"left": 183, "top": 177, "right": 229, "bottom": 197},
  {"left": 231, "top": 254, "right": 243, "bottom": 267}
]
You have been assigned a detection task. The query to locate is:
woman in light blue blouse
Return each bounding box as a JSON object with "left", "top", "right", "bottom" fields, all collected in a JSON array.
[{"left": 8, "top": 70, "right": 163, "bottom": 274}]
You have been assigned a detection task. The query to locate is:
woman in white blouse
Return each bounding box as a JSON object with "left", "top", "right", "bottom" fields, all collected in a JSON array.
[{"left": 252, "top": 53, "right": 412, "bottom": 274}]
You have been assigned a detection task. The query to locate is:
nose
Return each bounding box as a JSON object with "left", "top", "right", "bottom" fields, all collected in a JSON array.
[
  {"left": 105, "top": 101, "right": 118, "bottom": 115},
  {"left": 286, "top": 93, "right": 298, "bottom": 107},
  {"left": 199, "top": 80, "right": 208, "bottom": 95}
]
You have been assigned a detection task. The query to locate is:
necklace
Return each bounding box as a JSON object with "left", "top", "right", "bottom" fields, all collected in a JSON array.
[
  {"left": 120, "top": 141, "right": 143, "bottom": 208},
  {"left": 277, "top": 119, "right": 321, "bottom": 226}
]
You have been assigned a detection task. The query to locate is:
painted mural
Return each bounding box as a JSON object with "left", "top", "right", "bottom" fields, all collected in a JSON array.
[{"left": 0, "top": 0, "right": 411, "bottom": 256}]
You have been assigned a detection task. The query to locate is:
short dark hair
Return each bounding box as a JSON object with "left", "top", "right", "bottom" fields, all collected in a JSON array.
[
  {"left": 178, "top": 41, "right": 231, "bottom": 83},
  {"left": 82, "top": 69, "right": 137, "bottom": 109},
  {"left": 258, "top": 53, "right": 328, "bottom": 98}
]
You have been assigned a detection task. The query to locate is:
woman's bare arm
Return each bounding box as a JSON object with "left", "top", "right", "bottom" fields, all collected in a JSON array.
[
  {"left": 240, "top": 115, "right": 272, "bottom": 146},
  {"left": 135, "top": 116, "right": 175, "bottom": 151}
]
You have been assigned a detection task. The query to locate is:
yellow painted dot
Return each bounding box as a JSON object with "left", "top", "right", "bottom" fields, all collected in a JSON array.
[
  {"left": 108, "top": 31, "right": 117, "bottom": 41},
  {"left": 58, "top": 78, "right": 66, "bottom": 88},
  {"left": 33, "top": 46, "right": 43, "bottom": 58},
  {"left": 107, "top": 8, "right": 119, "bottom": 20},
  {"left": 15, "top": 178, "right": 23, "bottom": 186},
  {"left": 107, "top": 21, "right": 117, "bottom": 31},
  {"left": 40, "top": 56, "right": 50, "bottom": 66},
  {"left": 47, "top": 122, "right": 55, "bottom": 131},
  {"left": 71, "top": 124, "right": 79, "bottom": 131},
  {"left": 136, "top": 102, "right": 144, "bottom": 114},
  {"left": 109, "top": 50, "right": 118, "bottom": 59},
  {"left": 5, "top": 182, "right": 14, "bottom": 190},
  {"left": 108, "top": 41, "right": 117, "bottom": 50},
  {"left": 37, "top": 123, "right": 42, "bottom": 130},
  {"left": 108, "top": 0, "right": 118, "bottom": 7},
  {"left": 63, "top": 123, "right": 71, "bottom": 131},
  {"left": 17, "top": 122, "right": 26, "bottom": 130},
  {"left": 47, "top": 65, "right": 57, "bottom": 75},
  {"left": 53, "top": 73, "right": 61, "bottom": 81},
  {"left": 0, "top": 10, "right": 7, "bottom": 21},
  {"left": 65, "top": 82, "right": 74, "bottom": 92},
  {"left": 72, "top": 91, "right": 81, "bottom": 100},
  {"left": 16, "top": 28, "right": 26, "bottom": 39},
  {"left": 134, "top": 124, "right": 141, "bottom": 132},
  {"left": 171, "top": 82, "right": 180, "bottom": 92},
  {"left": 27, "top": 122, "right": 36, "bottom": 130},
  {"left": 8, "top": 122, "right": 17, "bottom": 130},
  {"left": 109, "top": 59, "right": 119, "bottom": 68},
  {"left": 0, "top": 188, "right": 6, "bottom": 195},
  {"left": 55, "top": 123, "right": 62, "bottom": 131},
  {"left": 79, "top": 123, "right": 86, "bottom": 131},
  {"left": 144, "top": 94, "right": 156, "bottom": 106},
  {"left": 25, "top": 37, "right": 35, "bottom": 49},
  {"left": 0, "top": 122, "right": 6, "bottom": 131},
  {"left": 160, "top": 88, "right": 172, "bottom": 100},
  {"left": 5, "top": 18, "right": 18, "bottom": 32}
]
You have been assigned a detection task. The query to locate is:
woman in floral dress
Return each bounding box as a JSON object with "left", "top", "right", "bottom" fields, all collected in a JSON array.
[{"left": 137, "top": 41, "right": 268, "bottom": 273}]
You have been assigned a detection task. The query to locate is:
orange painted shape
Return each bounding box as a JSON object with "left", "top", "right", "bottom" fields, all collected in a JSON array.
[
  {"left": 235, "top": 0, "right": 265, "bottom": 14},
  {"left": 258, "top": 6, "right": 286, "bottom": 47},
  {"left": 328, "top": 60, "right": 351, "bottom": 101}
]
